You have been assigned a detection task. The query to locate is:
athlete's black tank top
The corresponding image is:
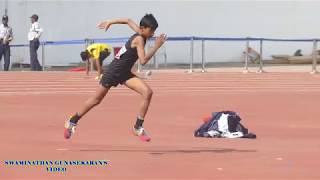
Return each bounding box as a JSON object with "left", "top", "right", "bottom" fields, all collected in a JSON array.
[{"left": 105, "top": 33, "right": 146, "bottom": 76}]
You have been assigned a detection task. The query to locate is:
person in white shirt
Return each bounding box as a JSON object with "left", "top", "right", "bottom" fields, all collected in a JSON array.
[
  {"left": 0, "top": 15, "right": 13, "bottom": 71},
  {"left": 28, "top": 14, "right": 43, "bottom": 71}
]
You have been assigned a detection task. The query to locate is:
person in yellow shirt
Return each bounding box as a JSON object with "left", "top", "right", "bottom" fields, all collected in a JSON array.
[{"left": 80, "top": 43, "right": 112, "bottom": 79}]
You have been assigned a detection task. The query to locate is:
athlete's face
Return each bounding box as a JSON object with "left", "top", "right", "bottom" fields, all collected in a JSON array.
[{"left": 141, "top": 27, "right": 155, "bottom": 39}]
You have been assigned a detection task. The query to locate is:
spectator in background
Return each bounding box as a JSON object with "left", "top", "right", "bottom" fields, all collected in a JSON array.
[
  {"left": 0, "top": 15, "right": 13, "bottom": 71},
  {"left": 294, "top": 49, "right": 303, "bottom": 56},
  {"left": 28, "top": 14, "right": 43, "bottom": 71}
]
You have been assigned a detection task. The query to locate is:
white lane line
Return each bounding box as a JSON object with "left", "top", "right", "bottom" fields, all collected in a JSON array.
[
  {"left": 56, "top": 148, "right": 69, "bottom": 151},
  {"left": 1, "top": 86, "right": 320, "bottom": 92},
  {"left": 1, "top": 82, "right": 320, "bottom": 87},
  {"left": 0, "top": 89, "right": 319, "bottom": 95}
]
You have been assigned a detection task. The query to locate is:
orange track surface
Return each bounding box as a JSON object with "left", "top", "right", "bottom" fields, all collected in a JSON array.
[{"left": 0, "top": 71, "right": 320, "bottom": 179}]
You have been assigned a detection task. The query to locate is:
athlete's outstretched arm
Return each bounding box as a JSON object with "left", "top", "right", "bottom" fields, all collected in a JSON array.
[
  {"left": 98, "top": 19, "right": 141, "bottom": 33},
  {"left": 134, "top": 34, "right": 167, "bottom": 65}
]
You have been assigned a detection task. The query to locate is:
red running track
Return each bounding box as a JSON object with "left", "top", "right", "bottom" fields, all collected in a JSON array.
[{"left": 0, "top": 71, "right": 320, "bottom": 179}]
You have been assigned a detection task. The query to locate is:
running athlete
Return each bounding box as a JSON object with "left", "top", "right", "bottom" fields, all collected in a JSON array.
[{"left": 64, "top": 14, "right": 167, "bottom": 142}]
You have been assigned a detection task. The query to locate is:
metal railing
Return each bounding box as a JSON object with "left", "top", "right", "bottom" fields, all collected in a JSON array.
[{"left": 9, "top": 36, "right": 320, "bottom": 73}]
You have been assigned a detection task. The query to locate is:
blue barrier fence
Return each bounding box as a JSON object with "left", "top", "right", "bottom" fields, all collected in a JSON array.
[{"left": 9, "top": 36, "right": 320, "bottom": 73}]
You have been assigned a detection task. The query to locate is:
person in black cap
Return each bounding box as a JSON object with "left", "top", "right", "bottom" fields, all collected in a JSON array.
[
  {"left": 28, "top": 14, "right": 43, "bottom": 71},
  {"left": 0, "top": 15, "right": 13, "bottom": 71}
]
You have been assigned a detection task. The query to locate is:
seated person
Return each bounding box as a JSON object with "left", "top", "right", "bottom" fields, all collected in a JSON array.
[{"left": 294, "top": 49, "right": 303, "bottom": 56}]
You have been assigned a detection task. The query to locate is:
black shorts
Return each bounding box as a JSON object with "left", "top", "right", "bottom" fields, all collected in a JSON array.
[{"left": 100, "top": 71, "right": 136, "bottom": 87}]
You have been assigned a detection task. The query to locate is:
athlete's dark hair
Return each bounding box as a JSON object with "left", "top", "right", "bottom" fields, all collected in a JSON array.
[
  {"left": 80, "top": 50, "right": 89, "bottom": 61},
  {"left": 140, "top": 14, "right": 158, "bottom": 30}
]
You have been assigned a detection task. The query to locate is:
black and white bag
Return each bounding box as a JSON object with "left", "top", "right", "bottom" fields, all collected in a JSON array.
[{"left": 194, "top": 111, "right": 256, "bottom": 139}]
